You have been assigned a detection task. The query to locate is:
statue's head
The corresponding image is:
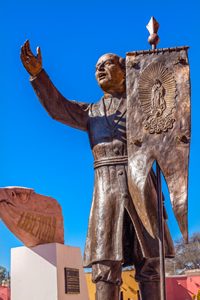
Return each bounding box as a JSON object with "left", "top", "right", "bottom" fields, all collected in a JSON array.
[{"left": 95, "top": 53, "right": 126, "bottom": 95}]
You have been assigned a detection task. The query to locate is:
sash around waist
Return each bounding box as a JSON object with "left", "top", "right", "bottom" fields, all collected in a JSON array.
[{"left": 94, "top": 155, "right": 128, "bottom": 169}]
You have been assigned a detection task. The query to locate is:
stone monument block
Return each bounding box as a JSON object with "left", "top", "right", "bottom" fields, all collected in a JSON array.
[{"left": 11, "top": 243, "right": 89, "bottom": 300}]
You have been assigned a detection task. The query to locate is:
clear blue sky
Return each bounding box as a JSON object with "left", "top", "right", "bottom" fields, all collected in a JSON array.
[{"left": 0, "top": 0, "right": 200, "bottom": 270}]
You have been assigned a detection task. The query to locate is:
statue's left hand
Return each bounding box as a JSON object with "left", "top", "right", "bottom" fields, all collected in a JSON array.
[{"left": 20, "top": 40, "right": 42, "bottom": 76}]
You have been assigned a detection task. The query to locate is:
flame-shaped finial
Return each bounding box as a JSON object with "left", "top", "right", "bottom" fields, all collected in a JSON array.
[{"left": 146, "top": 17, "right": 160, "bottom": 49}]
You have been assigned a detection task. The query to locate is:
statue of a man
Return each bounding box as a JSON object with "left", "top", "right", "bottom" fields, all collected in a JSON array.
[{"left": 20, "top": 40, "right": 174, "bottom": 300}]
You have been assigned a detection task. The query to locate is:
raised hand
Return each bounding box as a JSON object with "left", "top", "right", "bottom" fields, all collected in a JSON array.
[{"left": 20, "top": 40, "right": 42, "bottom": 76}]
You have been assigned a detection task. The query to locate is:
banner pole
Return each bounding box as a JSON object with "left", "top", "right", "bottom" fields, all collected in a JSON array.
[
  {"left": 146, "top": 17, "right": 166, "bottom": 300},
  {"left": 156, "top": 161, "right": 166, "bottom": 300}
]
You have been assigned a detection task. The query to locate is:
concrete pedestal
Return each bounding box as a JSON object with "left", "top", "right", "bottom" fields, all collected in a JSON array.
[{"left": 11, "top": 243, "right": 89, "bottom": 300}]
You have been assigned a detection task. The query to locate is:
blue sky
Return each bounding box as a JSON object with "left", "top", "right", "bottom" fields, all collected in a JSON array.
[{"left": 0, "top": 0, "right": 200, "bottom": 270}]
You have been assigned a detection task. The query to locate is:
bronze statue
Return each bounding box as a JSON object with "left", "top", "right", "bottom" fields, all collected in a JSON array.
[{"left": 20, "top": 40, "right": 175, "bottom": 300}]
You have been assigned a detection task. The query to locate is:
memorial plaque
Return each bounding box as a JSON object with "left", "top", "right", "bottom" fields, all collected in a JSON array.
[{"left": 64, "top": 268, "right": 80, "bottom": 294}]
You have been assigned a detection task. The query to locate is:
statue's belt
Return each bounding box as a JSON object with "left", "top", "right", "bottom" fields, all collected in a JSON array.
[{"left": 94, "top": 156, "right": 128, "bottom": 169}]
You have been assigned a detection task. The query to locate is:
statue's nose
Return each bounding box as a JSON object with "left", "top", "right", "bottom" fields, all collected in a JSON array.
[
  {"left": 99, "top": 65, "right": 104, "bottom": 71},
  {"left": 97, "top": 62, "right": 105, "bottom": 71}
]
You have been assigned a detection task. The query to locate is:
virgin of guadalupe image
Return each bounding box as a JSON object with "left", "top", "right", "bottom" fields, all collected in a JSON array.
[{"left": 151, "top": 79, "right": 166, "bottom": 117}]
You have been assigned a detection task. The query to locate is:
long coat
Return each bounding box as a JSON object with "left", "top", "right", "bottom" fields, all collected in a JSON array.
[{"left": 31, "top": 70, "right": 174, "bottom": 268}]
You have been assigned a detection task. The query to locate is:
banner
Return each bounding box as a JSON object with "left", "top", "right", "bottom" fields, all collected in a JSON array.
[{"left": 126, "top": 46, "right": 190, "bottom": 242}]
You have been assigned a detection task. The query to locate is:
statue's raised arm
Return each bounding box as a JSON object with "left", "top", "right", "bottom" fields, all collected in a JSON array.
[{"left": 20, "top": 40, "right": 90, "bottom": 131}]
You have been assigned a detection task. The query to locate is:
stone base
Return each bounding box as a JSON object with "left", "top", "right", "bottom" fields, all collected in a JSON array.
[{"left": 11, "top": 243, "right": 89, "bottom": 300}]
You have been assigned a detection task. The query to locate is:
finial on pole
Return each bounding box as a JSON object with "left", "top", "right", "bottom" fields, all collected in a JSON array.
[{"left": 146, "top": 16, "right": 160, "bottom": 49}]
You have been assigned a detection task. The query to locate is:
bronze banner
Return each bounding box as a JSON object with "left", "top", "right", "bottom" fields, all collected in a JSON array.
[{"left": 126, "top": 46, "right": 190, "bottom": 242}]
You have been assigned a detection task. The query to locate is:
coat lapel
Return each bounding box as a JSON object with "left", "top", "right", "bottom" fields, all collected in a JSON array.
[
  {"left": 90, "top": 97, "right": 127, "bottom": 128},
  {"left": 113, "top": 97, "right": 127, "bottom": 126}
]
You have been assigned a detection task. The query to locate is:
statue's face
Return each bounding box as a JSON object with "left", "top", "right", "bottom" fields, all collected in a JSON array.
[{"left": 95, "top": 54, "right": 125, "bottom": 94}]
